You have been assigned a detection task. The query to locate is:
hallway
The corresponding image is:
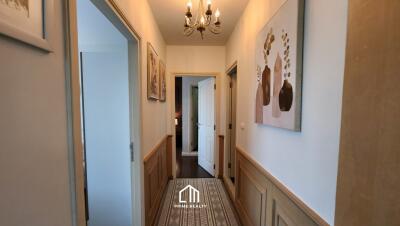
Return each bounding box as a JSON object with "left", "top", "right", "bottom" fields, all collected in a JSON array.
[
  {"left": 1, "top": 0, "right": 399, "bottom": 226},
  {"left": 156, "top": 179, "right": 241, "bottom": 226}
]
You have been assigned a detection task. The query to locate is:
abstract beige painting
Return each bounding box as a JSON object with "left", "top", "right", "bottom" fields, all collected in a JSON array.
[{"left": 255, "top": 0, "right": 304, "bottom": 131}]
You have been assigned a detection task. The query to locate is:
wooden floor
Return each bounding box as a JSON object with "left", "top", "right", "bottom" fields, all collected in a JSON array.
[{"left": 176, "top": 147, "right": 213, "bottom": 178}]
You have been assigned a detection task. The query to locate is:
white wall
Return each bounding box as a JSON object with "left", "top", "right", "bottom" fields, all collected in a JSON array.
[
  {"left": 0, "top": 2, "right": 73, "bottom": 226},
  {"left": 82, "top": 51, "right": 132, "bottom": 226},
  {"left": 77, "top": 0, "right": 126, "bottom": 52},
  {"left": 181, "top": 77, "right": 208, "bottom": 154},
  {"left": 225, "top": 0, "right": 348, "bottom": 224},
  {"left": 114, "top": 0, "right": 167, "bottom": 156}
]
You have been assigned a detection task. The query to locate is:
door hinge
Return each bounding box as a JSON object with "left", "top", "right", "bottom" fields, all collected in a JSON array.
[
  {"left": 130, "top": 142, "right": 134, "bottom": 162},
  {"left": 229, "top": 82, "right": 232, "bottom": 88},
  {"left": 228, "top": 163, "right": 231, "bottom": 168},
  {"left": 213, "top": 164, "right": 215, "bottom": 169},
  {"left": 214, "top": 125, "right": 216, "bottom": 130},
  {"left": 229, "top": 123, "right": 232, "bottom": 130},
  {"left": 214, "top": 84, "right": 216, "bottom": 90}
]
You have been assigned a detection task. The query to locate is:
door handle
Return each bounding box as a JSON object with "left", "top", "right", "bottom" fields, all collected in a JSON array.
[{"left": 130, "top": 142, "right": 134, "bottom": 162}]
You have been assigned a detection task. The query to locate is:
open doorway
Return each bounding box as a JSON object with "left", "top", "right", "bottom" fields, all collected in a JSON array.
[
  {"left": 175, "top": 76, "right": 216, "bottom": 178},
  {"left": 227, "top": 65, "right": 237, "bottom": 184},
  {"left": 70, "top": 1, "right": 142, "bottom": 225}
]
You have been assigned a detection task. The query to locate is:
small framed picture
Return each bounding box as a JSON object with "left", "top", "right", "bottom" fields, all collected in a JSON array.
[
  {"left": 159, "top": 60, "right": 166, "bottom": 102},
  {"left": 147, "top": 42, "right": 159, "bottom": 100},
  {"left": 0, "top": 0, "right": 54, "bottom": 51}
]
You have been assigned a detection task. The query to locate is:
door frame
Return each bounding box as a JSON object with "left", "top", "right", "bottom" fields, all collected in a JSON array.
[
  {"left": 169, "top": 73, "right": 221, "bottom": 178},
  {"left": 64, "top": 1, "right": 143, "bottom": 226},
  {"left": 223, "top": 61, "right": 238, "bottom": 198},
  {"left": 190, "top": 85, "right": 199, "bottom": 152}
]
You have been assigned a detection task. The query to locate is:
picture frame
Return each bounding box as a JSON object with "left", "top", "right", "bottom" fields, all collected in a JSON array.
[
  {"left": 254, "top": 0, "right": 305, "bottom": 131},
  {"left": 0, "top": 0, "right": 54, "bottom": 52},
  {"left": 147, "top": 42, "right": 159, "bottom": 100},
  {"left": 159, "top": 60, "right": 166, "bottom": 102}
]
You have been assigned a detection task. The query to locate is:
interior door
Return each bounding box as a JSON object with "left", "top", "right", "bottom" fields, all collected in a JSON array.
[
  {"left": 81, "top": 51, "right": 133, "bottom": 226},
  {"left": 198, "top": 78, "right": 215, "bottom": 176}
]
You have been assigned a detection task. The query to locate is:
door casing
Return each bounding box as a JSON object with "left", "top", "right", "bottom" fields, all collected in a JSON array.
[{"left": 169, "top": 73, "right": 221, "bottom": 179}]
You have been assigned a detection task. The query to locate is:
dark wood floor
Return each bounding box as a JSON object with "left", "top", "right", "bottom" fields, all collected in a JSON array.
[{"left": 176, "top": 148, "right": 213, "bottom": 178}]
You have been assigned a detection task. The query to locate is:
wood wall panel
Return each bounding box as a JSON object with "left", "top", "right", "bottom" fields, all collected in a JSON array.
[
  {"left": 166, "top": 135, "right": 173, "bottom": 179},
  {"left": 235, "top": 147, "right": 327, "bottom": 226},
  {"left": 144, "top": 135, "right": 170, "bottom": 226},
  {"left": 218, "top": 135, "right": 224, "bottom": 178},
  {"left": 335, "top": 1, "right": 400, "bottom": 225}
]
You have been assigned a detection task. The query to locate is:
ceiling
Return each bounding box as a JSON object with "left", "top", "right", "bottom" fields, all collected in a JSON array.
[{"left": 148, "top": 0, "right": 249, "bottom": 46}]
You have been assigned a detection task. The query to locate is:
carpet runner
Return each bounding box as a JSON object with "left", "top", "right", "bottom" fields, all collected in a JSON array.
[{"left": 156, "top": 178, "right": 241, "bottom": 226}]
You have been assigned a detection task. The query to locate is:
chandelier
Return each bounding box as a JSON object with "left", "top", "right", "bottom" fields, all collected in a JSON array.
[{"left": 184, "top": 0, "right": 221, "bottom": 39}]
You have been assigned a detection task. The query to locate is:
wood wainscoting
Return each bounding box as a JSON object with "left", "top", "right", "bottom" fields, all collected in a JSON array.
[
  {"left": 143, "top": 135, "right": 173, "bottom": 226},
  {"left": 234, "top": 147, "right": 329, "bottom": 226},
  {"left": 218, "top": 135, "right": 224, "bottom": 178}
]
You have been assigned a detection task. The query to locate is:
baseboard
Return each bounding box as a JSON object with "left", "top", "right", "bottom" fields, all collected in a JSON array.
[{"left": 181, "top": 151, "right": 198, "bottom": 156}]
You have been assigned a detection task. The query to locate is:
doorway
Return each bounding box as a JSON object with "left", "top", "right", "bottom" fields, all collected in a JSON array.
[
  {"left": 66, "top": 0, "right": 142, "bottom": 226},
  {"left": 227, "top": 65, "right": 237, "bottom": 184},
  {"left": 174, "top": 76, "right": 216, "bottom": 178}
]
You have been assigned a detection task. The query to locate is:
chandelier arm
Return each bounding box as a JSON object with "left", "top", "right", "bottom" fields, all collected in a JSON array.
[{"left": 208, "top": 25, "right": 221, "bottom": 34}]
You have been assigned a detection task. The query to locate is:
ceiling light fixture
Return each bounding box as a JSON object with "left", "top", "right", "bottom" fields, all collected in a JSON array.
[{"left": 184, "top": 0, "right": 221, "bottom": 39}]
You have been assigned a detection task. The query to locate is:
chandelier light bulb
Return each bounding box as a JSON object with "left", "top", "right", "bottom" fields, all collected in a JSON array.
[
  {"left": 200, "top": 16, "right": 205, "bottom": 25},
  {"left": 215, "top": 8, "right": 220, "bottom": 18},
  {"left": 187, "top": 0, "right": 192, "bottom": 9},
  {"left": 207, "top": 0, "right": 212, "bottom": 6}
]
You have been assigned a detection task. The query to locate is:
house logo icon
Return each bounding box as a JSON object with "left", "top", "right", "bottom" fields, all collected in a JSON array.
[{"left": 179, "top": 185, "right": 200, "bottom": 204}]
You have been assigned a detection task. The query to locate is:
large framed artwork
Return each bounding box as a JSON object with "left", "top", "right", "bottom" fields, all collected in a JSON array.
[
  {"left": 255, "top": 0, "right": 304, "bottom": 131},
  {"left": 147, "top": 42, "right": 159, "bottom": 100},
  {"left": 159, "top": 60, "right": 166, "bottom": 102},
  {"left": 0, "top": 0, "right": 54, "bottom": 51}
]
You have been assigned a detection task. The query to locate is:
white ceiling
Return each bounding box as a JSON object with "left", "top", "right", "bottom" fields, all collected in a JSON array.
[{"left": 148, "top": 0, "right": 249, "bottom": 46}]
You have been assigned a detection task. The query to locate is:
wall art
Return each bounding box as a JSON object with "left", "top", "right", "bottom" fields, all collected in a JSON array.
[
  {"left": 147, "top": 42, "right": 159, "bottom": 100},
  {"left": 159, "top": 60, "right": 166, "bottom": 102},
  {"left": 255, "top": 0, "right": 304, "bottom": 131},
  {"left": 0, "top": 0, "right": 54, "bottom": 51}
]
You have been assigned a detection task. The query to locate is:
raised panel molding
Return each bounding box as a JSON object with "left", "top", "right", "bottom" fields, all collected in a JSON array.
[
  {"left": 236, "top": 157, "right": 269, "bottom": 226},
  {"left": 144, "top": 135, "right": 171, "bottom": 226},
  {"left": 234, "top": 147, "right": 329, "bottom": 226}
]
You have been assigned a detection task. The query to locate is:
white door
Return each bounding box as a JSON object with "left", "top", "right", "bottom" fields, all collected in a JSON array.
[
  {"left": 198, "top": 78, "right": 215, "bottom": 176},
  {"left": 81, "top": 51, "right": 133, "bottom": 226}
]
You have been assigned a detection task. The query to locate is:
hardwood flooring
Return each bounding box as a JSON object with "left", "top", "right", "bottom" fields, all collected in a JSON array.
[{"left": 176, "top": 148, "right": 213, "bottom": 178}]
